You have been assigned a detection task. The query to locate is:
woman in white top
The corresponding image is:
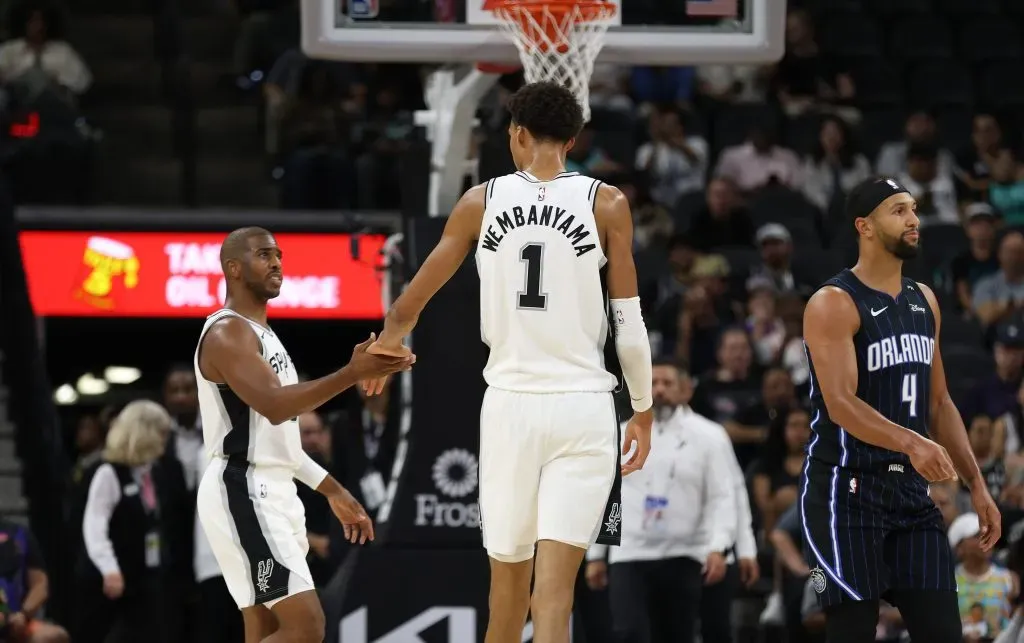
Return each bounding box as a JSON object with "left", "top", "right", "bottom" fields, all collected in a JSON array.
[
  {"left": 74, "top": 401, "right": 171, "bottom": 643},
  {"left": 800, "top": 115, "right": 873, "bottom": 213},
  {"left": 0, "top": 4, "right": 91, "bottom": 96}
]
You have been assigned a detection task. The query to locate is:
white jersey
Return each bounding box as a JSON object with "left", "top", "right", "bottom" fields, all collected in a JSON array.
[
  {"left": 194, "top": 308, "right": 303, "bottom": 470},
  {"left": 476, "top": 170, "right": 618, "bottom": 393}
]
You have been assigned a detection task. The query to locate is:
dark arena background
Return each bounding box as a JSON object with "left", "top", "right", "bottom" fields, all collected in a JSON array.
[{"left": 3, "top": 0, "right": 1024, "bottom": 641}]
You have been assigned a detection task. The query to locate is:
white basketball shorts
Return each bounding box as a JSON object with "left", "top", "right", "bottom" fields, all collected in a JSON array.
[
  {"left": 478, "top": 388, "right": 618, "bottom": 562},
  {"left": 197, "top": 457, "right": 315, "bottom": 609}
]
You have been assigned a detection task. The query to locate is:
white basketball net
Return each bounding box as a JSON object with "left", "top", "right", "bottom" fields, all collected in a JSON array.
[{"left": 490, "top": 3, "right": 616, "bottom": 122}]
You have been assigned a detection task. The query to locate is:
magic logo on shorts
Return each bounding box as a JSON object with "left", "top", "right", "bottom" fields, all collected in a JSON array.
[{"left": 415, "top": 449, "right": 481, "bottom": 528}]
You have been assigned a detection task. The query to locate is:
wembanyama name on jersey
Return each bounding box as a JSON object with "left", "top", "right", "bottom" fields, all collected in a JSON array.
[{"left": 479, "top": 203, "right": 598, "bottom": 258}]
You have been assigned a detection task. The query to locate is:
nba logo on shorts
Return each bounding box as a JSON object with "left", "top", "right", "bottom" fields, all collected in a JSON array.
[{"left": 348, "top": 0, "right": 379, "bottom": 19}]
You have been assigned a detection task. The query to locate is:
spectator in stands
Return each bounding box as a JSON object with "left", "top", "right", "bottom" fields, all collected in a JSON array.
[
  {"left": 354, "top": 81, "right": 415, "bottom": 209},
  {"left": 587, "top": 64, "right": 632, "bottom": 112},
  {"left": 629, "top": 67, "right": 696, "bottom": 108},
  {"left": 635, "top": 105, "right": 707, "bottom": 207},
  {"left": 277, "top": 60, "right": 357, "bottom": 210},
  {"left": 161, "top": 365, "right": 202, "bottom": 490},
  {"left": 620, "top": 173, "right": 673, "bottom": 252},
  {"left": 959, "top": 415, "right": 1007, "bottom": 513},
  {"left": 956, "top": 113, "right": 1004, "bottom": 200},
  {"left": 995, "top": 378, "right": 1024, "bottom": 467},
  {"left": 990, "top": 146, "right": 1024, "bottom": 226},
  {"left": 777, "top": 293, "right": 810, "bottom": 391},
  {"left": 765, "top": 504, "right": 819, "bottom": 642},
  {"left": 715, "top": 125, "right": 802, "bottom": 193},
  {"left": 747, "top": 223, "right": 817, "bottom": 298},
  {"left": 297, "top": 412, "right": 335, "bottom": 587},
  {"left": 771, "top": 9, "right": 854, "bottom": 119},
  {"left": 966, "top": 317, "right": 1024, "bottom": 422},
  {"left": 686, "top": 177, "right": 755, "bottom": 250},
  {"left": 951, "top": 512, "right": 1017, "bottom": 639},
  {"left": 695, "top": 63, "right": 768, "bottom": 105},
  {"left": 750, "top": 407, "right": 810, "bottom": 534},
  {"left": 876, "top": 109, "right": 955, "bottom": 180},
  {"left": 674, "top": 258, "right": 734, "bottom": 374},
  {"left": 0, "top": 517, "right": 69, "bottom": 643},
  {"left": 745, "top": 276, "right": 785, "bottom": 367},
  {"left": 729, "top": 366, "right": 796, "bottom": 469},
  {"left": 898, "top": 141, "right": 961, "bottom": 227},
  {"left": 0, "top": 3, "right": 91, "bottom": 99},
  {"left": 70, "top": 413, "right": 105, "bottom": 486},
  {"left": 972, "top": 232, "right": 1024, "bottom": 328},
  {"left": 76, "top": 400, "right": 175, "bottom": 643},
  {"left": 951, "top": 203, "right": 1001, "bottom": 312},
  {"left": 800, "top": 115, "right": 872, "bottom": 214},
  {"left": 930, "top": 481, "right": 961, "bottom": 528},
  {"left": 231, "top": 0, "right": 299, "bottom": 84},
  {"left": 565, "top": 125, "right": 622, "bottom": 176},
  {"left": 691, "top": 326, "right": 761, "bottom": 429}
]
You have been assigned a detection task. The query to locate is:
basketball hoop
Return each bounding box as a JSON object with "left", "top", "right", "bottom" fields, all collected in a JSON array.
[{"left": 483, "top": 0, "right": 617, "bottom": 121}]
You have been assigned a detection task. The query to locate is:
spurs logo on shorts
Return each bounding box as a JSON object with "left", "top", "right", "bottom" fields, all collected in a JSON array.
[
  {"left": 603, "top": 503, "right": 621, "bottom": 535},
  {"left": 256, "top": 558, "right": 274, "bottom": 593},
  {"left": 810, "top": 567, "right": 827, "bottom": 594}
]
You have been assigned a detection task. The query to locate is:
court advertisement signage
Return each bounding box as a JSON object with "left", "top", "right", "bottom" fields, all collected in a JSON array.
[{"left": 18, "top": 230, "right": 386, "bottom": 319}]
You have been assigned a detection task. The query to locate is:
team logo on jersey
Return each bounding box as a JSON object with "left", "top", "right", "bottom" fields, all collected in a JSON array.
[
  {"left": 256, "top": 558, "right": 274, "bottom": 593},
  {"left": 415, "top": 449, "right": 481, "bottom": 528},
  {"left": 604, "top": 503, "right": 622, "bottom": 535},
  {"left": 810, "top": 567, "right": 827, "bottom": 594},
  {"left": 537, "top": 186, "right": 546, "bottom": 201},
  {"left": 76, "top": 236, "right": 140, "bottom": 310}
]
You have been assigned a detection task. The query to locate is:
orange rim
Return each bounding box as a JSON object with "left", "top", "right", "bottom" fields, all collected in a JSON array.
[{"left": 481, "top": 0, "right": 616, "bottom": 24}]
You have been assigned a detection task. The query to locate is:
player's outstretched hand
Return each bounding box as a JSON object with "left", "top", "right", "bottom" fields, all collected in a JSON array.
[
  {"left": 907, "top": 435, "right": 957, "bottom": 482},
  {"left": 327, "top": 486, "right": 375, "bottom": 545},
  {"left": 347, "top": 333, "right": 415, "bottom": 384},
  {"left": 621, "top": 409, "right": 653, "bottom": 477},
  {"left": 362, "top": 336, "right": 413, "bottom": 396},
  {"left": 971, "top": 484, "right": 1002, "bottom": 551}
]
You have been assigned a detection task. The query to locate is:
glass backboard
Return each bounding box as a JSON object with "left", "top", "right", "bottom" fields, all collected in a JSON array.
[{"left": 301, "top": 0, "right": 785, "bottom": 66}]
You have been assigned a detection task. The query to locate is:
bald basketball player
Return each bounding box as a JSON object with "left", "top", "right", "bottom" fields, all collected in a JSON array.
[
  {"left": 194, "top": 227, "right": 414, "bottom": 643},
  {"left": 366, "top": 81, "right": 654, "bottom": 643},
  {"left": 801, "top": 178, "right": 1001, "bottom": 643}
]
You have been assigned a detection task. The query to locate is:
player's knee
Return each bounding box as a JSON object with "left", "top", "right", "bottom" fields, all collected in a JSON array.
[
  {"left": 279, "top": 611, "right": 324, "bottom": 643},
  {"left": 531, "top": 583, "right": 574, "bottom": 619}
]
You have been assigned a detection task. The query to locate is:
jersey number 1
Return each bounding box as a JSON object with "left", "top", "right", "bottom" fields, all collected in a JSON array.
[
  {"left": 518, "top": 243, "right": 547, "bottom": 310},
  {"left": 901, "top": 373, "right": 918, "bottom": 418}
]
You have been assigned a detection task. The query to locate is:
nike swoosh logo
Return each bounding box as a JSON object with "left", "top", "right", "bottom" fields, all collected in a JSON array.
[{"left": 871, "top": 307, "right": 887, "bottom": 317}]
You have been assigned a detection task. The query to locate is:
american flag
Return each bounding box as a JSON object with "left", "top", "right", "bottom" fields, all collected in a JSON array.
[{"left": 686, "top": 0, "right": 738, "bottom": 17}]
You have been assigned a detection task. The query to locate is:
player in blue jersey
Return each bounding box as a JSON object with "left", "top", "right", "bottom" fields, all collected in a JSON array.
[{"left": 800, "top": 177, "right": 1001, "bottom": 643}]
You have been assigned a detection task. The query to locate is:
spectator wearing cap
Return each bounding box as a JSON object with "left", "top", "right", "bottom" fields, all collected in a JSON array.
[
  {"left": 676, "top": 255, "right": 736, "bottom": 375},
  {"left": 897, "top": 141, "right": 961, "bottom": 227},
  {"left": 951, "top": 203, "right": 1001, "bottom": 312},
  {"left": 876, "top": 109, "right": 956, "bottom": 181},
  {"left": 747, "top": 223, "right": 817, "bottom": 298},
  {"left": 965, "top": 317, "right": 1024, "bottom": 422},
  {"left": 951, "top": 512, "right": 1018, "bottom": 640},
  {"left": 686, "top": 178, "right": 755, "bottom": 250},
  {"left": 989, "top": 146, "right": 1024, "bottom": 226},
  {"left": 972, "top": 231, "right": 1024, "bottom": 328},
  {"left": 714, "top": 125, "right": 803, "bottom": 193},
  {"left": 799, "top": 115, "right": 872, "bottom": 215}
]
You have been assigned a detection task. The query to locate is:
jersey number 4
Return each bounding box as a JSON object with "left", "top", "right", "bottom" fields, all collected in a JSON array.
[
  {"left": 901, "top": 373, "right": 918, "bottom": 418},
  {"left": 517, "top": 243, "right": 548, "bottom": 310}
]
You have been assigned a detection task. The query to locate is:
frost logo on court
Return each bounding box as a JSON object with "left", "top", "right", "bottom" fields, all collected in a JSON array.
[
  {"left": 810, "top": 567, "right": 827, "bottom": 594},
  {"left": 415, "top": 449, "right": 481, "bottom": 528},
  {"left": 604, "top": 503, "right": 621, "bottom": 535},
  {"left": 256, "top": 558, "right": 274, "bottom": 593}
]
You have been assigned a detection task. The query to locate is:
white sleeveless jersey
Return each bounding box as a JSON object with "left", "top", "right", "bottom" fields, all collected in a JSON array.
[
  {"left": 475, "top": 170, "right": 618, "bottom": 393},
  {"left": 194, "top": 309, "right": 303, "bottom": 469}
]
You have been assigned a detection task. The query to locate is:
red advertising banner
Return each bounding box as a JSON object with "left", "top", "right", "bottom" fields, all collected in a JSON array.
[{"left": 19, "top": 231, "right": 387, "bottom": 319}]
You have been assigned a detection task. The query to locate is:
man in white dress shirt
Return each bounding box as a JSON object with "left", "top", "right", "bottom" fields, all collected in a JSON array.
[{"left": 585, "top": 358, "right": 758, "bottom": 643}]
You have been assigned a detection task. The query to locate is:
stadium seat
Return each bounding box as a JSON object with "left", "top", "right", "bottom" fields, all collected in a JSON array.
[
  {"left": 979, "top": 61, "right": 1024, "bottom": 108},
  {"left": 783, "top": 113, "right": 824, "bottom": 155},
  {"left": 866, "top": 0, "right": 933, "bottom": 16},
  {"left": 921, "top": 223, "right": 969, "bottom": 258},
  {"left": 856, "top": 108, "right": 906, "bottom": 161},
  {"left": 794, "top": 248, "right": 844, "bottom": 284},
  {"left": 940, "top": 314, "right": 985, "bottom": 348},
  {"left": 672, "top": 191, "right": 706, "bottom": 231},
  {"left": 888, "top": 16, "right": 954, "bottom": 61},
  {"left": 936, "top": 107, "right": 974, "bottom": 151},
  {"left": 715, "top": 246, "right": 760, "bottom": 276},
  {"left": 711, "top": 104, "right": 781, "bottom": 152},
  {"left": 749, "top": 186, "right": 824, "bottom": 225},
  {"left": 941, "top": 345, "right": 996, "bottom": 381},
  {"left": 850, "top": 60, "right": 904, "bottom": 107},
  {"left": 820, "top": 11, "right": 884, "bottom": 58},
  {"left": 958, "top": 18, "right": 1023, "bottom": 62},
  {"left": 936, "top": 0, "right": 1002, "bottom": 17},
  {"left": 907, "top": 61, "right": 975, "bottom": 107}
]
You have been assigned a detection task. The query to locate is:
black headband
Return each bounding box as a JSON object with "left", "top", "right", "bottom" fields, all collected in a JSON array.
[{"left": 845, "top": 177, "right": 910, "bottom": 222}]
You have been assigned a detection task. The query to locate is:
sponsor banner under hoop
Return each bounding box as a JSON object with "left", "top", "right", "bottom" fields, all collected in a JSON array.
[{"left": 18, "top": 231, "right": 386, "bottom": 319}]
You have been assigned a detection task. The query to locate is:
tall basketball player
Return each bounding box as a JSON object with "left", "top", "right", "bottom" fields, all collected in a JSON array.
[
  {"left": 801, "top": 178, "right": 1002, "bottom": 643},
  {"left": 193, "top": 227, "right": 415, "bottom": 643},
  {"left": 366, "top": 81, "right": 654, "bottom": 643}
]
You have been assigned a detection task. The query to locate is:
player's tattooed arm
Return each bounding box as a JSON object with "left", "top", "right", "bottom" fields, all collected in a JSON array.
[
  {"left": 199, "top": 317, "right": 410, "bottom": 424},
  {"left": 375, "top": 183, "right": 486, "bottom": 350}
]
